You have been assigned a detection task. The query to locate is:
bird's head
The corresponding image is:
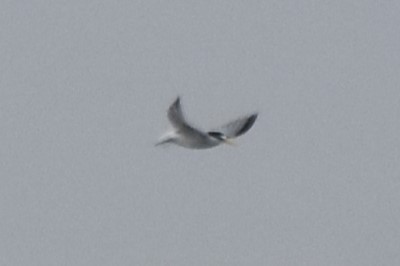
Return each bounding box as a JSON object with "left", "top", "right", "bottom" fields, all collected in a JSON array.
[{"left": 207, "top": 131, "right": 235, "bottom": 145}]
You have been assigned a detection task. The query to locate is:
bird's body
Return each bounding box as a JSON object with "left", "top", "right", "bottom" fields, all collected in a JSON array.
[
  {"left": 156, "top": 97, "right": 257, "bottom": 149},
  {"left": 157, "top": 129, "right": 220, "bottom": 149}
]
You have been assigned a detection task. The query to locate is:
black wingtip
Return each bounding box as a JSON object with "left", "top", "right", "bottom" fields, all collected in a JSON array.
[
  {"left": 236, "top": 113, "right": 258, "bottom": 136},
  {"left": 170, "top": 96, "right": 181, "bottom": 110}
]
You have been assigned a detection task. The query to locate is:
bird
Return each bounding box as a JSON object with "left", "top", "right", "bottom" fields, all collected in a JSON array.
[{"left": 155, "top": 97, "right": 258, "bottom": 149}]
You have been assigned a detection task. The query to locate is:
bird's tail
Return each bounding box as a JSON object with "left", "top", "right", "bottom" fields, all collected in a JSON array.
[
  {"left": 155, "top": 138, "right": 171, "bottom": 146},
  {"left": 155, "top": 131, "right": 175, "bottom": 146}
]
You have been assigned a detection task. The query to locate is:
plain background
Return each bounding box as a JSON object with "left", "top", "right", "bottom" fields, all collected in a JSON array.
[{"left": 1, "top": 1, "right": 399, "bottom": 265}]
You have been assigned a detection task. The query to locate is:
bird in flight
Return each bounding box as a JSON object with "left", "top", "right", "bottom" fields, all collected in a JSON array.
[{"left": 155, "top": 97, "right": 258, "bottom": 149}]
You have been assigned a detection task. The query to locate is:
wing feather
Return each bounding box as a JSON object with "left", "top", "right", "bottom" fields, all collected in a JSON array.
[
  {"left": 218, "top": 113, "right": 258, "bottom": 138},
  {"left": 167, "top": 97, "right": 188, "bottom": 129},
  {"left": 167, "top": 97, "right": 201, "bottom": 135}
]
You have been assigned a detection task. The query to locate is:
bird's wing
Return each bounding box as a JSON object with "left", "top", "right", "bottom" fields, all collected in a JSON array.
[
  {"left": 167, "top": 97, "right": 198, "bottom": 133},
  {"left": 217, "top": 113, "right": 258, "bottom": 138},
  {"left": 167, "top": 97, "right": 188, "bottom": 128}
]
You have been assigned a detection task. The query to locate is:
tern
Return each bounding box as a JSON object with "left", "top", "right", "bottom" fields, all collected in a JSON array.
[{"left": 156, "top": 97, "right": 258, "bottom": 149}]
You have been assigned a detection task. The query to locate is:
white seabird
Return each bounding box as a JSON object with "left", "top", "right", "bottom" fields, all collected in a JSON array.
[{"left": 156, "top": 97, "right": 258, "bottom": 149}]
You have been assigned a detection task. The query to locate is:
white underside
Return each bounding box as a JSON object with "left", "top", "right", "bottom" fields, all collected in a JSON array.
[{"left": 156, "top": 130, "right": 221, "bottom": 149}]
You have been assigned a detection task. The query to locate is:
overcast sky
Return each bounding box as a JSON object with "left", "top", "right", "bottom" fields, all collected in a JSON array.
[{"left": 1, "top": 1, "right": 399, "bottom": 265}]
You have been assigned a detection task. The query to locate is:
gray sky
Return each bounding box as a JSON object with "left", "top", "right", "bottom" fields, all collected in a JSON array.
[{"left": 1, "top": 1, "right": 400, "bottom": 265}]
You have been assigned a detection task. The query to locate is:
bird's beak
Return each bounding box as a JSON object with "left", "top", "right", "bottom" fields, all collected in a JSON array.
[{"left": 223, "top": 138, "right": 236, "bottom": 146}]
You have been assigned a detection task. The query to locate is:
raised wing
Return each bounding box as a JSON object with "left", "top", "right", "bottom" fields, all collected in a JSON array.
[
  {"left": 218, "top": 113, "right": 258, "bottom": 138},
  {"left": 167, "top": 97, "right": 200, "bottom": 134},
  {"left": 167, "top": 97, "right": 188, "bottom": 129}
]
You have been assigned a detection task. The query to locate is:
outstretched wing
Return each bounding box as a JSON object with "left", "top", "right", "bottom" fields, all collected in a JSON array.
[
  {"left": 217, "top": 113, "right": 258, "bottom": 138},
  {"left": 167, "top": 97, "right": 188, "bottom": 129},
  {"left": 167, "top": 97, "right": 199, "bottom": 133}
]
